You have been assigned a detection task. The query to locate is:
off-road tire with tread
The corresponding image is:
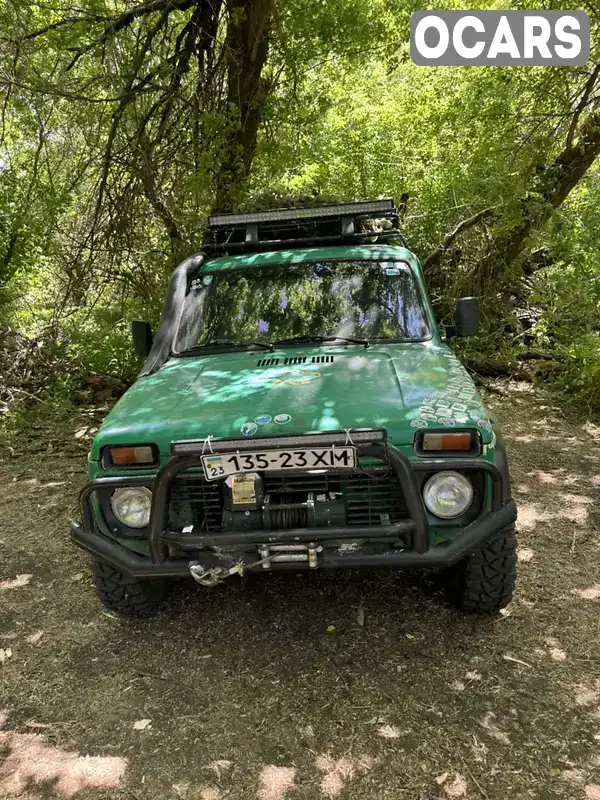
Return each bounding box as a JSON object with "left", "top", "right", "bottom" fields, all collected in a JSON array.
[
  {"left": 91, "top": 560, "right": 168, "bottom": 616},
  {"left": 445, "top": 526, "right": 517, "bottom": 614}
]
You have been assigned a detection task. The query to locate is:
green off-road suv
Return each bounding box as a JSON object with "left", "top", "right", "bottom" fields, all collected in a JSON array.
[{"left": 71, "top": 199, "right": 517, "bottom": 616}]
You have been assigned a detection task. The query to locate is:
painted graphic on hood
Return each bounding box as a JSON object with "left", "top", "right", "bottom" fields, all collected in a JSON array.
[{"left": 408, "top": 350, "right": 491, "bottom": 429}]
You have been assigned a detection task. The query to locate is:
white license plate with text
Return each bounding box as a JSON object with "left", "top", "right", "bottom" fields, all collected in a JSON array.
[{"left": 202, "top": 446, "right": 356, "bottom": 481}]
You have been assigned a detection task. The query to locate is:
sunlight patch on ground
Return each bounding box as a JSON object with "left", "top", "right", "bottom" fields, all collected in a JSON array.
[
  {"left": 560, "top": 769, "right": 585, "bottom": 785},
  {"left": 517, "top": 547, "right": 534, "bottom": 563},
  {"left": 517, "top": 503, "right": 553, "bottom": 531},
  {"left": 443, "top": 773, "right": 468, "bottom": 798},
  {"left": 545, "top": 638, "right": 567, "bottom": 661},
  {"left": 0, "top": 574, "right": 32, "bottom": 591},
  {"left": 559, "top": 493, "right": 593, "bottom": 523},
  {"left": 200, "top": 788, "right": 221, "bottom": 800},
  {"left": 575, "top": 682, "right": 600, "bottom": 720},
  {"left": 208, "top": 760, "right": 232, "bottom": 778},
  {"left": 315, "top": 755, "right": 373, "bottom": 797},
  {"left": 377, "top": 724, "right": 401, "bottom": 739},
  {"left": 0, "top": 732, "right": 127, "bottom": 796},
  {"left": 517, "top": 492, "right": 592, "bottom": 529},
  {"left": 573, "top": 585, "right": 600, "bottom": 601},
  {"left": 257, "top": 765, "right": 296, "bottom": 800}
]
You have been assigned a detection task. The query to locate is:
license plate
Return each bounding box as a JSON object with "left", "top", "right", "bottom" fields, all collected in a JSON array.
[{"left": 202, "top": 446, "right": 356, "bottom": 481}]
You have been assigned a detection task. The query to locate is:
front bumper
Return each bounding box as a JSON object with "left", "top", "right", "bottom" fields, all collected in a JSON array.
[{"left": 71, "top": 432, "right": 517, "bottom": 578}]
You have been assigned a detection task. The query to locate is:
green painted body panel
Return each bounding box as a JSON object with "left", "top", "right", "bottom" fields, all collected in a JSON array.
[
  {"left": 90, "top": 341, "right": 493, "bottom": 464},
  {"left": 88, "top": 243, "right": 500, "bottom": 553},
  {"left": 199, "top": 244, "right": 421, "bottom": 272},
  {"left": 92, "top": 244, "right": 496, "bottom": 464}
]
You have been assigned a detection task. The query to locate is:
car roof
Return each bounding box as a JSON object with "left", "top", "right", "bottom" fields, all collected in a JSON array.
[{"left": 200, "top": 244, "right": 418, "bottom": 273}]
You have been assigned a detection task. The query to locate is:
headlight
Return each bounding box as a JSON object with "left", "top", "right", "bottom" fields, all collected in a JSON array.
[
  {"left": 423, "top": 471, "right": 473, "bottom": 519},
  {"left": 110, "top": 487, "right": 152, "bottom": 529}
]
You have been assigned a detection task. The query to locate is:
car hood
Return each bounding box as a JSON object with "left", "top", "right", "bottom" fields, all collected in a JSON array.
[{"left": 91, "top": 343, "right": 493, "bottom": 461}]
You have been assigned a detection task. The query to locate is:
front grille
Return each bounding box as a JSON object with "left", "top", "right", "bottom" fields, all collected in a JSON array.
[
  {"left": 170, "top": 474, "right": 223, "bottom": 532},
  {"left": 169, "top": 467, "right": 408, "bottom": 531},
  {"left": 264, "top": 470, "right": 407, "bottom": 526}
]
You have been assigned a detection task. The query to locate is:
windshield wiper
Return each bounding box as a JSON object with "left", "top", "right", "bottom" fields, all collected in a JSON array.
[
  {"left": 182, "top": 339, "right": 274, "bottom": 353},
  {"left": 272, "top": 335, "right": 369, "bottom": 348}
]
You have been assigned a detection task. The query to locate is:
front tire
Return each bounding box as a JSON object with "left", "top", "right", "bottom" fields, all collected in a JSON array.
[
  {"left": 91, "top": 560, "right": 168, "bottom": 616},
  {"left": 446, "top": 527, "right": 517, "bottom": 614}
]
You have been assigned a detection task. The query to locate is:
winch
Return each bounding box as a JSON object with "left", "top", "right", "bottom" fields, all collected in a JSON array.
[{"left": 220, "top": 471, "right": 347, "bottom": 533}]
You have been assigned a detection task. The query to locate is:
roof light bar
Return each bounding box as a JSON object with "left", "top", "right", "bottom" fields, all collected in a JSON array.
[{"left": 208, "top": 199, "right": 395, "bottom": 228}]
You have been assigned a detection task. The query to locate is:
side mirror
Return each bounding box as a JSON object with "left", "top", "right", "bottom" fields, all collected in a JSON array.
[
  {"left": 131, "top": 320, "right": 153, "bottom": 358},
  {"left": 454, "top": 297, "right": 479, "bottom": 338}
]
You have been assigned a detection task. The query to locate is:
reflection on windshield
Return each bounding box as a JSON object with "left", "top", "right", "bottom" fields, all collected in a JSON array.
[{"left": 175, "top": 261, "right": 430, "bottom": 351}]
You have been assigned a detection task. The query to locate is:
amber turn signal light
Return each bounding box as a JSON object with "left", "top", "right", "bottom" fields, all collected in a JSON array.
[
  {"left": 108, "top": 446, "right": 155, "bottom": 466},
  {"left": 421, "top": 432, "right": 472, "bottom": 452}
]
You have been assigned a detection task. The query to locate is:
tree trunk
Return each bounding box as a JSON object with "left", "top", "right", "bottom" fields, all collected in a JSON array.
[
  {"left": 214, "top": 0, "right": 273, "bottom": 212},
  {"left": 475, "top": 110, "right": 600, "bottom": 287}
]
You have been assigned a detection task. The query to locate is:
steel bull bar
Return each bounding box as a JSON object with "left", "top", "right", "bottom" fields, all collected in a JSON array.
[{"left": 71, "top": 430, "right": 517, "bottom": 577}]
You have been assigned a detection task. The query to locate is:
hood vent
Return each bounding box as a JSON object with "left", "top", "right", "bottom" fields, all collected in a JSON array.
[
  {"left": 312, "top": 355, "right": 334, "bottom": 364},
  {"left": 284, "top": 356, "right": 307, "bottom": 365},
  {"left": 256, "top": 355, "right": 336, "bottom": 368}
]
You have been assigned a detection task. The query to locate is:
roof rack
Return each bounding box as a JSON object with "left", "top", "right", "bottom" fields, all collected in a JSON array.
[{"left": 204, "top": 198, "right": 407, "bottom": 254}]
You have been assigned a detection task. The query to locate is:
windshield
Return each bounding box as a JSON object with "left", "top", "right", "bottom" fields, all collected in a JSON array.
[{"left": 174, "top": 260, "right": 431, "bottom": 352}]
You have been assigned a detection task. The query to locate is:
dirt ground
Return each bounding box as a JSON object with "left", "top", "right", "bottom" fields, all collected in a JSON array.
[{"left": 1, "top": 384, "right": 600, "bottom": 800}]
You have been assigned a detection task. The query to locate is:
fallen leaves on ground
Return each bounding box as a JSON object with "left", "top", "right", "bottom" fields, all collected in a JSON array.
[
  {"left": 560, "top": 769, "right": 585, "bottom": 785},
  {"left": 0, "top": 731, "right": 127, "bottom": 796},
  {"left": 503, "top": 654, "right": 532, "bottom": 668},
  {"left": 257, "top": 765, "right": 296, "bottom": 800},
  {"left": 545, "top": 638, "right": 567, "bottom": 662},
  {"left": 479, "top": 712, "right": 511, "bottom": 745},
  {"left": 0, "top": 574, "right": 33, "bottom": 591},
  {"left": 26, "top": 630, "right": 44, "bottom": 646}
]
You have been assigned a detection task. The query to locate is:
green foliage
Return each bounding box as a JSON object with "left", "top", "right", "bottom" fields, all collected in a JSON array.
[{"left": 0, "top": 0, "right": 599, "bottom": 410}]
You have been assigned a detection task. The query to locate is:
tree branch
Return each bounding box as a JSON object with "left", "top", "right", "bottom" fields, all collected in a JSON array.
[
  {"left": 88, "top": 6, "right": 173, "bottom": 252},
  {"left": 565, "top": 61, "right": 600, "bottom": 152},
  {"left": 422, "top": 206, "right": 499, "bottom": 270},
  {"left": 63, "top": 0, "right": 195, "bottom": 70}
]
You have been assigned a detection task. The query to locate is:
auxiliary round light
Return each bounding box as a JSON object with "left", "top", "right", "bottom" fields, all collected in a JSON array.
[
  {"left": 422, "top": 471, "right": 473, "bottom": 519},
  {"left": 110, "top": 486, "right": 152, "bottom": 529}
]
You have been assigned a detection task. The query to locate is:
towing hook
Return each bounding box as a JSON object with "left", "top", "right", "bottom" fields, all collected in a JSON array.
[{"left": 188, "top": 561, "right": 244, "bottom": 586}]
